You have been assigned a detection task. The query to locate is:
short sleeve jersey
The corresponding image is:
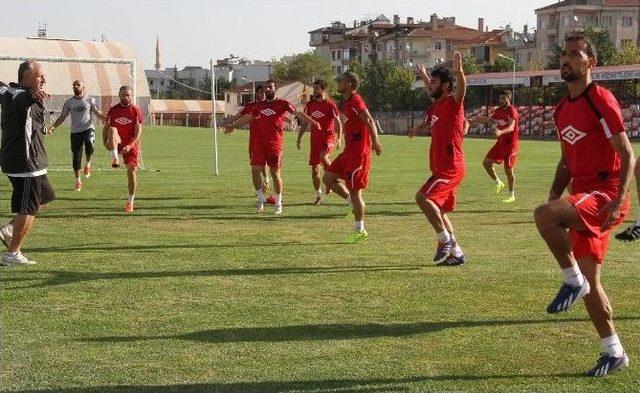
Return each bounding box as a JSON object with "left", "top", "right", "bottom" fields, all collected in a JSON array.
[
  {"left": 426, "top": 94, "right": 466, "bottom": 175},
  {"left": 491, "top": 105, "right": 519, "bottom": 150},
  {"left": 61, "top": 95, "right": 99, "bottom": 133},
  {"left": 107, "top": 103, "right": 143, "bottom": 143},
  {"left": 554, "top": 83, "right": 626, "bottom": 194},
  {"left": 304, "top": 99, "right": 339, "bottom": 134},
  {"left": 342, "top": 93, "right": 370, "bottom": 156},
  {"left": 252, "top": 99, "right": 295, "bottom": 146}
]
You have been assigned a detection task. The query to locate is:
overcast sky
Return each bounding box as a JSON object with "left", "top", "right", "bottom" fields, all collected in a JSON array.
[{"left": 2, "top": 0, "right": 552, "bottom": 69}]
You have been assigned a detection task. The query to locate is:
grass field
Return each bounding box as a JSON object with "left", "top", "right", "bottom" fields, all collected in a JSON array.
[{"left": 1, "top": 125, "right": 639, "bottom": 393}]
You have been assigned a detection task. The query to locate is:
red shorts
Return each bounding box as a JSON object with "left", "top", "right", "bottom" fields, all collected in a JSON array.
[
  {"left": 309, "top": 132, "right": 336, "bottom": 166},
  {"left": 328, "top": 152, "right": 370, "bottom": 191},
  {"left": 118, "top": 142, "right": 140, "bottom": 168},
  {"left": 250, "top": 143, "right": 282, "bottom": 169},
  {"left": 486, "top": 144, "right": 518, "bottom": 168},
  {"left": 418, "top": 170, "right": 466, "bottom": 213},
  {"left": 568, "top": 191, "right": 630, "bottom": 263}
]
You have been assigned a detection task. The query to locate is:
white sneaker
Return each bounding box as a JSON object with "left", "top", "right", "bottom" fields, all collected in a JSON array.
[
  {"left": 256, "top": 202, "right": 265, "bottom": 213},
  {"left": 0, "top": 225, "right": 13, "bottom": 249},
  {"left": 1, "top": 252, "right": 36, "bottom": 266},
  {"left": 274, "top": 204, "right": 283, "bottom": 215}
]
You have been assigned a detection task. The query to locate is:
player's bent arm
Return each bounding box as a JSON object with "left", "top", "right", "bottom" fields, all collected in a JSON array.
[
  {"left": 453, "top": 52, "right": 466, "bottom": 104},
  {"left": 359, "top": 109, "right": 382, "bottom": 155},
  {"left": 463, "top": 119, "right": 470, "bottom": 135},
  {"left": 334, "top": 115, "right": 343, "bottom": 145},
  {"left": 497, "top": 118, "right": 516, "bottom": 135},
  {"left": 549, "top": 144, "right": 571, "bottom": 201},
  {"left": 49, "top": 113, "right": 68, "bottom": 132},
  {"left": 609, "top": 132, "right": 636, "bottom": 200},
  {"left": 295, "top": 111, "right": 320, "bottom": 131}
]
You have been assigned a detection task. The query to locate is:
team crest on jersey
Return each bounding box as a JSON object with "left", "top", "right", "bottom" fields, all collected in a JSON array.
[
  {"left": 261, "top": 108, "right": 276, "bottom": 117},
  {"left": 429, "top": 115, "right": 439, "bottom": 128},
  {"left": 311, "top": 111, "right": 325, "bottom": 118},
  {"left": 560, "top": 125, "right": 587, "bottom": 145},
  {"left": 497, "top": 119, "right": 508, "bottom": 127},
  {"left": 114, "top": 117, "right": 133, "bottom": 125}
]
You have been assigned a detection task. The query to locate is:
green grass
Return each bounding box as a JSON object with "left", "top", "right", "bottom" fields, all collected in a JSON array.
[{"left": 1, "top": 126, "right": 639, "bottom": 393}]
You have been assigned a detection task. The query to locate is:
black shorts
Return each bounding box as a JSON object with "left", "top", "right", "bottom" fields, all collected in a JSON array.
[
  {"left": 71, "top": 129, "right": 95, "bottom": 171},
  {"left": 8, "top": 175, "right": 56, "bottom": 215}
]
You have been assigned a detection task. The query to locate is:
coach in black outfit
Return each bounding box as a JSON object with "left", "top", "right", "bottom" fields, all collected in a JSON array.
[{"left": 0, "top": 60, "right": 55, "bottom": 266}]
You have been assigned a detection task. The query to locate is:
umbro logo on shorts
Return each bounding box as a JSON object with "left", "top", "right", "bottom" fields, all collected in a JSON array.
[
  {"left": 311, "top": 111, "right": 325, "bottom": 118},
  {"left": 560, "top": 125, "right": 587, "bottom": 145},
  {"left": 115, "top": 117, "right": 133, "bottom": 125},
  {"left": 261, "top": 108, "right": 276, "bottom": 116}
]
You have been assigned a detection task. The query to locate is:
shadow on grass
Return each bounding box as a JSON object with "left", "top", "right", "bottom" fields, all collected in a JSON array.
[
  {"left": 4, "top": 263, "right": 425, "bottom": 290},
  {"left": 7, "top": 373, "right": 584, "bottom": 393},
  {"left": 80, "top": 316, "right": 640, "bottom": 344}
]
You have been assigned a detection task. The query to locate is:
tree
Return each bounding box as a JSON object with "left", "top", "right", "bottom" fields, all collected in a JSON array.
[
  {"left": 582, "top": 27, "right": 618, "bottom": 66},
  {"left": 462, "top": 53, "right": 480, "bottom": 74},
  {"left": 348, "top": 60, "right": 414, "bottom": 112},
  {"left": 546, "top": 45, "right": 563, "bottom": 70},
  {"left": 486, "top": 55, "right": 519, "bottom": 73},
  {"left": 614, "top": 40, "right": 640, "bottom": 65},
  {"left": 272, "top": 52, "right": 335, "bottom": 92}
]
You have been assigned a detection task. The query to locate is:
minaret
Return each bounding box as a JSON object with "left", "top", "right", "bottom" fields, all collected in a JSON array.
[{"left": 155, "top": 36, "right": 161, "bottom": 71}]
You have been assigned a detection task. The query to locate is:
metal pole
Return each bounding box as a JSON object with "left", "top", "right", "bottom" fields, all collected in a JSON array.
[
  {"left": 252, "top": 80, "right": 255, "bottom": 102},
  {"left": 211, "top": 59, "right": 219, "bottom": 176},
  {"left": 512, "top": 49, "right": 516, "bottom": 103}
]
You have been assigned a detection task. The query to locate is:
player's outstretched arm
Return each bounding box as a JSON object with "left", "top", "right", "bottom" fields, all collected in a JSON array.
[
  {"left": 408, "top": 120, "right": 430, "bottom": 138},
  {"left": 224, "top": 113, "right": 253, "bottom": 134},
  {"left": 49, "top": 105, "right": 69, "bottom": 134},
  {"left": 416, "top": 64, "right": 435, "bottom": 103},
  {"left": 453, "top": 52, "right": 466, "bottom": 104},
  {"left": 359, "top": 109, "right": 382, "bottom": 156},
  {"left": 599, "top": 133, "right": 636, "bottom": 230},
  {"left": 548, "top": 144, "right": 571, "bottom": 201},
  {"left": 295, "top": 111, "right": 321, "bottom": 131}
]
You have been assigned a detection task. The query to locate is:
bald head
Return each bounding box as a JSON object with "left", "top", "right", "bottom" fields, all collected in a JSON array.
[{"left": 18, "top": 61, "right": 46, "bottom": 90}]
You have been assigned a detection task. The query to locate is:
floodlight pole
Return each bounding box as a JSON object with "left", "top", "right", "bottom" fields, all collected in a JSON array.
[{"left": 211, "top": 59, "right": 219, "bottom": 176}]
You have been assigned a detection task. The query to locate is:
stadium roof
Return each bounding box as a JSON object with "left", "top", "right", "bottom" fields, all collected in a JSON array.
[
  {"left": 149, "top": 99, "right": 224, "bottom": 114},
  {"left": 0, "top": 36, "right": 150, "bottom": 99}
]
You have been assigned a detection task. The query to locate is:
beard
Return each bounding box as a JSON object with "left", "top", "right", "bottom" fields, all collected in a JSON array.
[
  {"left": 73, "top": 88, "right": 82, "bottom": 96},
  {"left": 265, "top": 91, "right": 275, "bottom": 100},
  {"left": 429, "top": 86, "right": 443, "bottom": 100},
  {"left": 561, "top": 65, "right": 578, "bottom": 82}
]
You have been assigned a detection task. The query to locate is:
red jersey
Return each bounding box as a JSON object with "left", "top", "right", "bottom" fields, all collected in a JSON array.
[
  {"left": 304, "top": 99, "right": 339, "bottom": 135},
  {"left": 554, "top": 83, "right": 626, "bottom": 194},
  {"left": 342, "top": 93, "right": 370, "bottom": 155},
  {"left": 426, "top": 94, "right": 465, "bottom": 175},
  {"left": 492, "top": 105, "right": 519, "bottom": 151},
  {"left": 251, "top": 99, "right": 295, "bottom": 146},
  {"left": 108, "top": 103, "right": 143, "bottom": 143}
]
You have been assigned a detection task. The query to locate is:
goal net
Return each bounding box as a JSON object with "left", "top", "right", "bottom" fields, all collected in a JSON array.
[{"left": 0, "top": 55, "right": 151, "bottom": 171}]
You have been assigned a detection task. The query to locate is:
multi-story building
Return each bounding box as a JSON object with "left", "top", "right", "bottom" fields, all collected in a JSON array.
[
  {"left": 456, "top": 24, "right": 538, "bottom": 70},
  {"left": 535, "top": 0, "right": 640, "bottom": 61},
  {"left": 214, "top": 55, "right": 273, "bottom": 84},
  {"left": 309, "top": 14, "right": 487, "bottom": 75}
]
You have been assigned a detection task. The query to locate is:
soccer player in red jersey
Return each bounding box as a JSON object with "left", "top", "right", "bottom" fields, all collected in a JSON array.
[
  {"left": 296, "top": 79, "right": 342, "bottom": 205},
  {"left": 477, "top": 89, "right": 520, "bottom": 202},
  {"left": 103, "top": 85, "right": 143, "bottom": 213},
  {"left": 222, "top": 85, "right": 271, "bottom": 195},
  {"left": 323, "top": 71, "right": 383, "bottom": 244},
  {"left": 224, "top": 80, "right": 317, "bottom": 214},
  {"left": 409, "top": 52, "right": 467, "bottom": 266},
  {"left": 615, "top": 162, "right": 640, "bottom": 241},
  {"left": 534, "top": 33, "right": 635, "bottom": 377}
]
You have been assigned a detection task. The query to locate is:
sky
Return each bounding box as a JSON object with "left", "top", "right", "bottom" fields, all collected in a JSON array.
[{"left": 1, "top": 0, "right": 552, "bottom": 70}]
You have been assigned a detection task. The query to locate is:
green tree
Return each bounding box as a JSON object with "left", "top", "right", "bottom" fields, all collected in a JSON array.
[
  {"left": 546, "top": 45, "right": 563, "bottom": 70},
  {"left": 462, "top": 53, "right": 480, "bottom": 74},
  {"left": 486, "top": 55, "right": 519, "bottom": 73},
  {"left": 347, "top": 60, "right": 414, "bottom": 112},
  {"left": 272, "top": 52, "right": 335, "bottom": 92},
  {"left": 614, "top": 40, "right": 640, "bottom": 65},
  {"left": 582, "top": 27, "right": 618, "bottom": 66}
]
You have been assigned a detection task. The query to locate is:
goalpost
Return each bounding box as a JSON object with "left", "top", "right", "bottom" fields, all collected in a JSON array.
[{"left": 0, "top": 55, "right": 152, "bottom": 171}]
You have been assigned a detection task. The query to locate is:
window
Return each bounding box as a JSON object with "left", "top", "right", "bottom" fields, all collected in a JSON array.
[
  {"left": 331, "top": 51, "right": 336, "bottom": 60},
  {"left": 586, "top": 15, "right": 598, "bottom": 26},
  {"left": 622, "top": 17, "right": 633, "bottom": 27},
  {"left": 602, "top": 16, "right": 612, "bottom": 27},
  {"left": 337, "top": 50, "right": 342, "bottom": 60},
  {"left": 160, "top": 81, "right": 165, "bottom": 86},
  {"left": 149, "top": 80, "right": 154, "bottom": 86},
  {"left": 434, "top": 42, "right": 442, "bottom": 50}
]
